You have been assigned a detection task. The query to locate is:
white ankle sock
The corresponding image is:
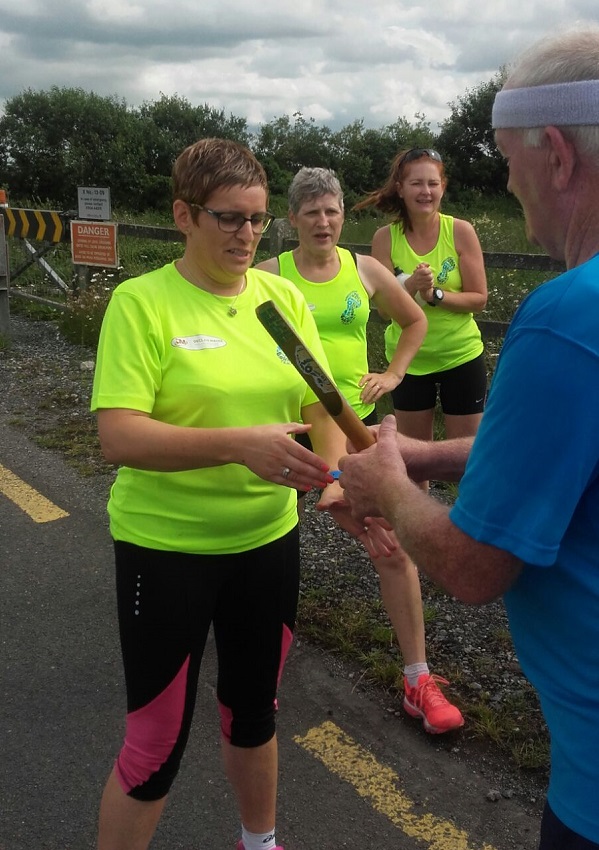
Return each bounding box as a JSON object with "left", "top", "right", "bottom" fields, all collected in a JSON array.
[
  {"left": 404, "top": 662, "right": 429, "bottom": 687},
  {"left": 241, "top": 825, "right": 277, "bottom": 850}
]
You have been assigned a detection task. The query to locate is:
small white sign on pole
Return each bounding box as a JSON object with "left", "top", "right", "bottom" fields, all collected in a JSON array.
[{"left": 77, "top": 187, "right": 111, "bottom": 221}]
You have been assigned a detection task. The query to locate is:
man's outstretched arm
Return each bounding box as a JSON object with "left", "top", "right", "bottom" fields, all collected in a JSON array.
[{"left": 339, "top": 416, "right": 522, "bottom": 604}]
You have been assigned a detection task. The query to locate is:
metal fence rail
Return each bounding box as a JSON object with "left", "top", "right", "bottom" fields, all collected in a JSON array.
[
  {"left": 0, "top": 210, "right": 566, "bottom": 339},
  {"left": 0, "top": 216, "right": 9, "bottom": 335}
]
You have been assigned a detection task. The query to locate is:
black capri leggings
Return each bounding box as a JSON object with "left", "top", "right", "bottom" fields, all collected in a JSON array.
[{"left": 112, "top": 527, "right": 300, "bottom": 801}]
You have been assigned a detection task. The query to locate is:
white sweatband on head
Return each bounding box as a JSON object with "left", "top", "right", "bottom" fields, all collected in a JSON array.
[{"left": 492, "top": 80, "right": 599, "bottom": 129}]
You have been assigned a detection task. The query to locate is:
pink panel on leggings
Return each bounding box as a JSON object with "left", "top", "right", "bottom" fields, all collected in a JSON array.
[
  {"left": 278, "top": 623, "right": 293, "bottom": 685},
  {"left": 115, "top": 655, "right": 190, "bottom": 794},
  {"left": 218, "top": 700, "right": 234, "bottom": 740}
]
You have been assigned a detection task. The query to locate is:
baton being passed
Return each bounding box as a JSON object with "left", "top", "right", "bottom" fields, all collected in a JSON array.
[{"left": 256, "top": 299, "right": 375, "bottom": 451}]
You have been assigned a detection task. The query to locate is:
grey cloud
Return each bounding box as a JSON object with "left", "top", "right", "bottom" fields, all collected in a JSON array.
[
  {"left": 0, "top": 3, "right": 329, "bottom": 52},
  {"left": 1, "top": 1, "right": 598, "bottom": 133}
]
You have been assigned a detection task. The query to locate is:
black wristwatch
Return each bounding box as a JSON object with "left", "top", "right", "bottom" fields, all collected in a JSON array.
[{"left": 427, "top": 287, "right": 444, "bottom": 306}]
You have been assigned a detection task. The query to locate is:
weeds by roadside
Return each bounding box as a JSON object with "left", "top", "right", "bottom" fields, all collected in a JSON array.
[
  {"left": 297, "top": 523, "right": 550, "bottom": 776},
  {"left": 57, "top": 282, "right": 114, "bottom": 347}
]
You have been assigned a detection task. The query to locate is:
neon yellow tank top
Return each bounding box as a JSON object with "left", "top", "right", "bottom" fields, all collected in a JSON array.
[
  {"left": 385, "top": 214, "right": 483, "bottom": 375},
  {"left": 279, "top": 248, "right": 375, "bottom": 420}
]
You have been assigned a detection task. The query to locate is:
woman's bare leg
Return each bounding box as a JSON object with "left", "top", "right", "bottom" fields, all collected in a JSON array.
[
  {"left": 221, "top": 736, "right": 278, "bottom": 833},
  {"left": 394, "top": 408, "right": 435, "bottom": 491},
  {"left": 371, "top": 546, "right": 426, "bottom": 666},
  {"left": 444, "top": 411, "right": 483, "bottom": 440},
  {"left": 97, "top": 768, "right": 167, "bottom": 850}
]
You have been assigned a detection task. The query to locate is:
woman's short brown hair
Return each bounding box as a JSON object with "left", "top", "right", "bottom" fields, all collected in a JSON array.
[{"left": 172, "top": 138, "right": 268, "bottom": 212}]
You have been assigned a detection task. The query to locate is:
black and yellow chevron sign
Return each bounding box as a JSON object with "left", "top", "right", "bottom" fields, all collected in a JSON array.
[{"left": 0, "top": 207, "right": 65, "bottom": 242}]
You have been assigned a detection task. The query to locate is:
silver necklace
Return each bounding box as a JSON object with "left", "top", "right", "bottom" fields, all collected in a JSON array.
[
  {"left": 178, "top": 260, "right": 244, "bottom": 316},
  {"left": 224, "top": 286, "right": 243, "bottom": 317},
  {"left": 206, "top": 276, "right": 245, "bottom": 317}
]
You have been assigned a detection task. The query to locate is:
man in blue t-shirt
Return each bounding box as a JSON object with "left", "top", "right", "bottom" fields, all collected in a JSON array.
[{"left": 338, "top": 26, "right": 599, "bottom": 850}]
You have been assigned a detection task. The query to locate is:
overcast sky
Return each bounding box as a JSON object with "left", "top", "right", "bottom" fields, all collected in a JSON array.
[{"left": 1, "top": 1, "right": 598, "bottom": 133}]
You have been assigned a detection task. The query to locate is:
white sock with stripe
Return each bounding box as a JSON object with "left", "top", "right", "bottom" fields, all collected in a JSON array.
[{"left": 241, "top": 826, "right": 277, "bottom": 850}]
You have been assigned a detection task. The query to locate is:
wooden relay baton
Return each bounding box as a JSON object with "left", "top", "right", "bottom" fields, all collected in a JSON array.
[{"left": 256, "top": 300, "right": 376, "bottom": 451}]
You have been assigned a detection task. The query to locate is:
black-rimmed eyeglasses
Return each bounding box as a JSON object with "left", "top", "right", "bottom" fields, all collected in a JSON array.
[
  {"left": 189, "top": 204, "right": 275, "bottom": 235},
  {"left": 398, "top": 149, "right": 443, "bottom": 167}
]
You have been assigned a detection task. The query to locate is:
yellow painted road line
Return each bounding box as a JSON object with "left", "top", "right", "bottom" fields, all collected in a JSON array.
[
  {"left": 295, "top": 721, "right": 497, "bottom": 850},
  {"left": 0, "top": 463, "right": 69, "bottom": 523}
]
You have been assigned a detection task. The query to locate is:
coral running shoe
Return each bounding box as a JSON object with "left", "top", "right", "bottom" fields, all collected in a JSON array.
[
  {"left": 403, "top": 674, "right": 464, "bottom": 734},
  {"left": 237, "top": 843, "right": 284, "bottom": 850}
]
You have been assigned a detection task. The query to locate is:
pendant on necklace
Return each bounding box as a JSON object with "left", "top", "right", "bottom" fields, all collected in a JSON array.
[{"left": 227, "top": 307, "right": 237, "bottom": 317}]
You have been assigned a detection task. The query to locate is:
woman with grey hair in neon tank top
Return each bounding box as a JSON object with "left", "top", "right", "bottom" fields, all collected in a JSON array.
[{"left": 257, "top": 166, "right": 465, "bottom": 735}]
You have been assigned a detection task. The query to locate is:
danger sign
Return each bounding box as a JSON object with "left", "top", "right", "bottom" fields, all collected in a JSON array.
[{"left": 70, "top": 220, "right": 118, "bottom": 268}]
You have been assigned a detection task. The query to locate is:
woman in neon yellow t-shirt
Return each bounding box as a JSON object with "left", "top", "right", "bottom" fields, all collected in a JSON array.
[
  {"left": 91, "top": 139, "right": 393, "bottom": 850},
  {"left": 355, "top": 149, "right": 488, "bottom": 449}
]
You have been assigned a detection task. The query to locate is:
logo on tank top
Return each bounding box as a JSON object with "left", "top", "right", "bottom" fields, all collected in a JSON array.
[
  {"left": 171, "top": 335, "right": 226, "bottom": 350},
  {"left": 340, "top": 290, "right": 361, "bottom": 325},
  {"left": 437, "top": 257, "right": 456, "bottom": 284}
]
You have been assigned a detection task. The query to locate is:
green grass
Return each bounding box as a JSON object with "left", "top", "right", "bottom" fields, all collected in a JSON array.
[
  {"left": 34, "top": 422, "right": 109, "bottom": 478},
  {"left": 299, "top": 590, "right": 401, "bottom": 689},
  {"left": 6, "top": 195, "right": 553, "bottom": 340},
  {"left": 467, "top": 691, "right": 549, "bottom": 771},
  {"left": 340, "top": 193, "right": 533, "bottom": 252},
  {"left": 298, "top": 576, "right": 549, "bottom": 772}
]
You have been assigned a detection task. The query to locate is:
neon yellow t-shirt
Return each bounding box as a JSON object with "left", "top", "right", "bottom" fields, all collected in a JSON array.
[
  {"left": 384, "top": 214, "right": 483, "bottom": 375},
  {"left": 278, "top": 248, "right": 374, "bottom": 420},
  {"left": 91, "top": 262, "right": 326, "bottom": 555}
]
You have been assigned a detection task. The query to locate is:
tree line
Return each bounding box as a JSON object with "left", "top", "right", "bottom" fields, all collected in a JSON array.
[{"left": 0, "top": 75, "right": 507, "bottom": 214}]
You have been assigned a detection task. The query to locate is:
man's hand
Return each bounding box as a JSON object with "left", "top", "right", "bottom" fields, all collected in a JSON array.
[
  {"left": 316, "top": 481, "right": 397, "bottom": 558},
  {"left": 339, "top": 415, "right": 408, "bottom": 521}
]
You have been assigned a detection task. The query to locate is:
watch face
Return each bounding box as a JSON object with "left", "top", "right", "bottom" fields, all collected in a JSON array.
[{"left": 434, "top": 287, "right": 444, "bottom": 301}]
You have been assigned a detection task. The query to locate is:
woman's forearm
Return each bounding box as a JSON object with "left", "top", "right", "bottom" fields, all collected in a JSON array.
[{"left": 97, "top": 409, "right": 250, "bottom": 471}]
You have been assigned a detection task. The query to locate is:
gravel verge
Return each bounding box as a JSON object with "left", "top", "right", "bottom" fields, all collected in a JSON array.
[{"left": 0, "top": 313, "right": 549, "bottom": 814}]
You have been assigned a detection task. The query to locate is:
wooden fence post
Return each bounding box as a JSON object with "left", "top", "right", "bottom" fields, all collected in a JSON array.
[
  {"left": 74, "top": 264, "right": 92, "bottom": 292},
  {"left": 267, "top": 218, "right": 296, "bottom": 256},
  {"left": 0, "top": 216, "right": 9, "bottom": 336}
]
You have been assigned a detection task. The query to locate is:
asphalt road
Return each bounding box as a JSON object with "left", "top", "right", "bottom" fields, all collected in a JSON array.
[{"left": 0, "top": 418, "right": 543, "bottom": 850}]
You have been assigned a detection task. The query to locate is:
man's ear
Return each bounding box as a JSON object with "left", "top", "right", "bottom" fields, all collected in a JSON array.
[
  {"left": 288, "top": 209, "right": 297, "bottom": 228},
  {"left": 545, "top": 125, "right": 577, "bottom": 191}
]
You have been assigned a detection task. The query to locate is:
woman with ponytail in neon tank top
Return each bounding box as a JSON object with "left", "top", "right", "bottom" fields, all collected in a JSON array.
[{"left": 355, "top": 149, "right": 488, "bottom": 452}]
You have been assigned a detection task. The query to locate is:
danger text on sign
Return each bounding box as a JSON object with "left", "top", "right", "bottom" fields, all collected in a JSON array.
[
  {"left": 70, "top": 220, "right": 119, "bottom": 268},
  {"left": 77, "top": 225, "right": 111, "bottom": 236}
]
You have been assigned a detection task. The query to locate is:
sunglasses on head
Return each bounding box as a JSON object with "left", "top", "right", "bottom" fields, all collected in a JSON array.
[{"left": 398, "top": 148, "right": 443, "bottom": 167}]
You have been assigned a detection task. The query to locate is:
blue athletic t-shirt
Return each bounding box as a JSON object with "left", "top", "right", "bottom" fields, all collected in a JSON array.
[{"left": 451, "top": 254, "right": 599, "bottom": 842}]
